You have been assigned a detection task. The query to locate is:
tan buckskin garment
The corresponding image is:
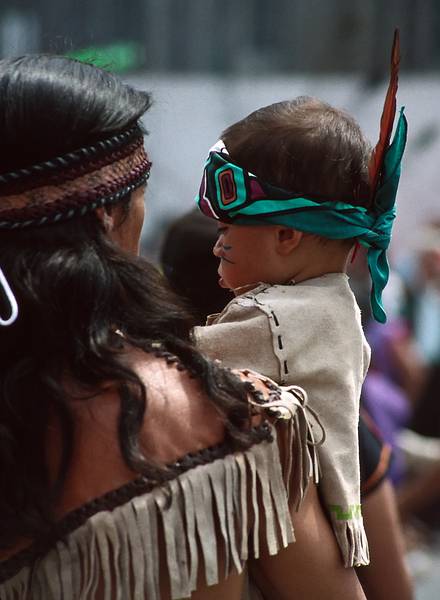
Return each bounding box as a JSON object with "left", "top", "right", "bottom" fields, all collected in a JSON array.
[
  {"left": 194, "top": 273, "right": 371, "bottom": 567},
  {"left": 0, "top": 361, "right": 320, "bottom": 600}
]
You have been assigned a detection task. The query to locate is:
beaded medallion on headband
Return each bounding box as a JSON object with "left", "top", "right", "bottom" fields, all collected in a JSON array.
[{"left": 0, "top": 125, "right": 151, "bottom": 229}]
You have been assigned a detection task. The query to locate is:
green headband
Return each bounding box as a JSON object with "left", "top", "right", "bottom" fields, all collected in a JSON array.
[{"left": 197, "top": 109, "right": 407, "bottom": 323}]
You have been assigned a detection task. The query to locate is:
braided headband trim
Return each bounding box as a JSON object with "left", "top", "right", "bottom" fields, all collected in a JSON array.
[
  {"left": 0, "top": 172, "right": 150, "bottom": 230},
  {"left": 0, "top": 136, "right": 144, "bottom": 197},
  {"left": 0, "top": 142, "right": 151, "bottom": 229}
]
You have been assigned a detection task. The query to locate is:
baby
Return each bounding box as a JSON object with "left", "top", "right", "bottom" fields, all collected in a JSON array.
[{"left": 194, "top": 95, "right": 407, "bottom": 567}]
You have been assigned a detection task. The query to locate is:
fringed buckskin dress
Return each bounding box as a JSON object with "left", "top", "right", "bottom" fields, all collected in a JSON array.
[{"left": 0, "top": 355, "right": 321, "bottom": 600}]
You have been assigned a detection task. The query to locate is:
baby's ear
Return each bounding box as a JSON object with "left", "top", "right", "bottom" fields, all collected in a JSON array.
[{"left": 276, "top": 227, "right": 303, "bottom": 255}]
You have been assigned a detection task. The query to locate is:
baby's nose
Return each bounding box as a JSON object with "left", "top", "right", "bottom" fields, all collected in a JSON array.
[{"left": 213, "top": 238, "right": 222, "bottom": 257}]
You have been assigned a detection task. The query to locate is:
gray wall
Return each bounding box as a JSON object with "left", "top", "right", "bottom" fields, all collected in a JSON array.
[{"left": 1, "top": 0, "right": 440, "bottom": 73}]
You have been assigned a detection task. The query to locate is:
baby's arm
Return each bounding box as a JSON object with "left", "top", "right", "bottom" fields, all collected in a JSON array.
[{"left": 194, "top": 301, "right": 281, "bottom": 382}]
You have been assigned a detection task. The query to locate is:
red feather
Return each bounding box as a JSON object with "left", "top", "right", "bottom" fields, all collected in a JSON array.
[{"left": 369, "top": 29, "right": 401, "bottom": 198}]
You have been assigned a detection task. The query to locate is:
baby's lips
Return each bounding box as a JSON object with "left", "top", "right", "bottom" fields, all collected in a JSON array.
[{"left": 218, "top": 276, "right": 228, "bottom": 289}]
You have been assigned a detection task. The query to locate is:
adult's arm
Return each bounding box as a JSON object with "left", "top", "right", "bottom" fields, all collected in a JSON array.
[
  {"left": 194, "top": 302, "right": 281, "bottom": 381},
  {"left": 357, "top": 479, "right": 414, "bottom": 600},
  {"left": 250, "top": 483, "right": 367, "bottom": 600}
]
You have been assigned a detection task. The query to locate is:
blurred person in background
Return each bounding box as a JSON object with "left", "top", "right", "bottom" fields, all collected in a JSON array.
[
  {"left": 405, "top": 223, "right": 440, "bottom": 369},
  {"left": 161, "top": 209, "right": 232, "bottom": 323},
  {"left": 393, "top": 224, "right": 440, "bottom": 537},
  {"left": 348, "top": 247, "right": 421, "bottom": 484}
]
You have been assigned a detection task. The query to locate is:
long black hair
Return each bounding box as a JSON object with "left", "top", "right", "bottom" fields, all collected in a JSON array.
[{"left": 0, "top": 56, "right": 256, "bottom": 548}]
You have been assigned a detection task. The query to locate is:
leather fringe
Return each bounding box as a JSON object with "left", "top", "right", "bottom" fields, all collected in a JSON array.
[{"left": 1, "top": 390, "right": 320, "bottom": 599}]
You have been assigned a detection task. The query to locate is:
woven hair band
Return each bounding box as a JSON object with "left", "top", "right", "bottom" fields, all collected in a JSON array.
[
  {"left": 0, "top": 124, "right": 151, "bottom": 326},
  {"left": 0, "top": 125, "right": 151, "bottom": 229}
]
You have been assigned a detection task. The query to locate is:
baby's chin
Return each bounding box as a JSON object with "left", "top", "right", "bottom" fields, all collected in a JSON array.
[
  {"left": 221, "top": 279, "right": 262, "bottom": 296},
  {"left": 218, "top": 276, "right": 229, "bottom": 289}
]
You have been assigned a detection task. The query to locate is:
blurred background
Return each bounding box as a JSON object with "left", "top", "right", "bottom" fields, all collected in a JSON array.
[
  {"left": 1, "top": 1, "right": 440, "bottom": 598},
  {"left": 1, "top": 0, "right": 439, "bottom": 258}
]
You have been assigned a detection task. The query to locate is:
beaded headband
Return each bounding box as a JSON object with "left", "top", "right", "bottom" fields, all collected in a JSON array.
[
  {"left": 0, "top": 125, "right": 151, "bottom": 229},
  {"left": 0, "top": 124, "right": 151, "bottom": 326}
]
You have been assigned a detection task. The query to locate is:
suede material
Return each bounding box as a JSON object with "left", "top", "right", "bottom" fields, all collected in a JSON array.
[{"left": 195, "top": 272, "right": 371, "bottom": 566}]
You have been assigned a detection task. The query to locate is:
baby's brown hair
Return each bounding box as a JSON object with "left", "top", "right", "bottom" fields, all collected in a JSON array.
[{"left": 222, "top": 96, "right": 372, "bottom": 208}]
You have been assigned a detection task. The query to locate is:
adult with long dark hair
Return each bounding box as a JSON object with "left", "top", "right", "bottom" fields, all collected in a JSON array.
[{"left": 0, "top": 56, "right": 366, "bottom": 599}]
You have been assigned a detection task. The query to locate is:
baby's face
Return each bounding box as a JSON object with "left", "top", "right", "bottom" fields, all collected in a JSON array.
[{"left": 213, "top": 222, "right": 279, "bottom": 292}]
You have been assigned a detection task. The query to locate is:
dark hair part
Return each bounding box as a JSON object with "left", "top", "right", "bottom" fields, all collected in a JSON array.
[
  {"left": 0, "top": 56, "right": 256, "bottom": 547},
  {"left": 222, "top": 96, "right": 372, "bottom": 207}
]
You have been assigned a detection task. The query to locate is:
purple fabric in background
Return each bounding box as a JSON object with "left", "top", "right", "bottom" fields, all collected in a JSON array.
[
  {"left": 366, "top": 318, "right": 409, "bottom": 382},
  {"left": 362, "top": 318, "right": 412, "bottom": 483},
  {"left": 362, "top": 372, "right": 411, "bottom": 484}
]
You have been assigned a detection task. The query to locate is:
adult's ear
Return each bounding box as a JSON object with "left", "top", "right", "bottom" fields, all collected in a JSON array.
[
  {"left": 275, "top": 227, "right": 303, "bottom": 255},
  {"left": 95, "top": 206, "right": 115, "bottom": 232}
]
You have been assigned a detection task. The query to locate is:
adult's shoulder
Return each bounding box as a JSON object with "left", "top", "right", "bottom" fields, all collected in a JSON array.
[
  {"left": 130, "top": 348, "right": 226, "bottom": 462},
  {"left": 52, "top": 349, "right": 226, "bottom": 517}
]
